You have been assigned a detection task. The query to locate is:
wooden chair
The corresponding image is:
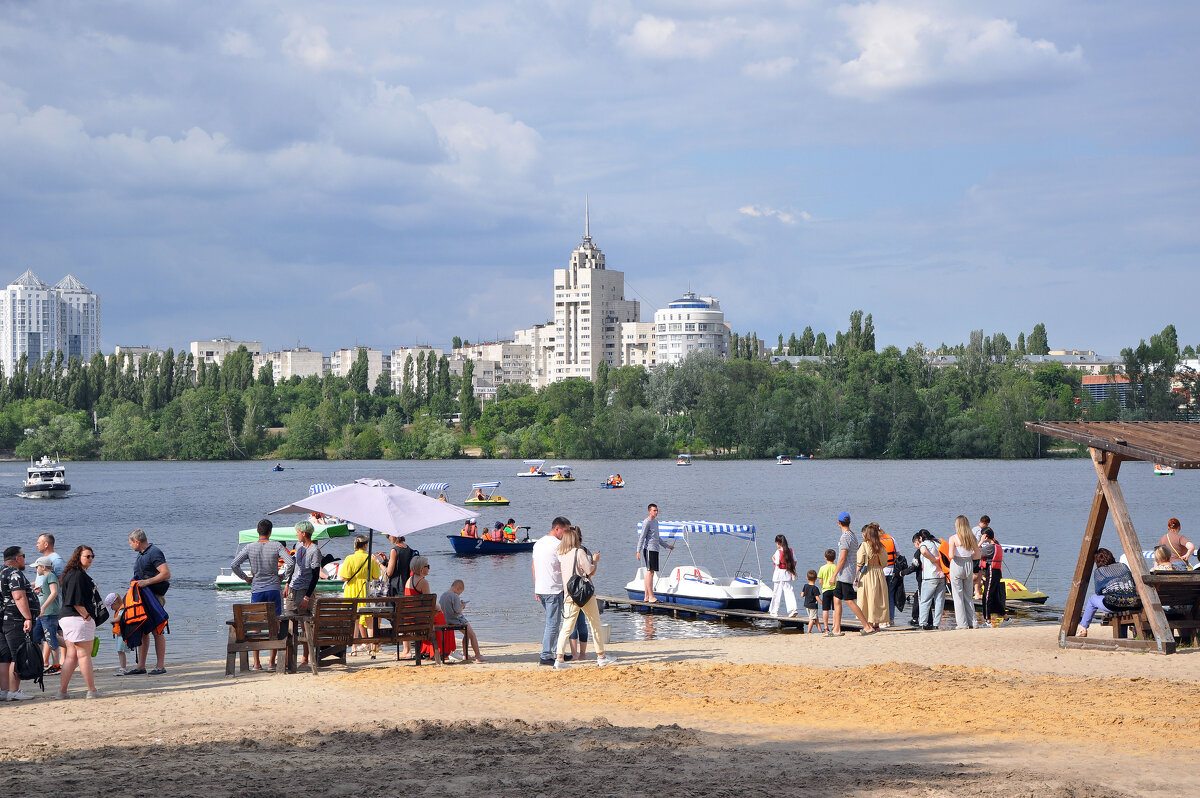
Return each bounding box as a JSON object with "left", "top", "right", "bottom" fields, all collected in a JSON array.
[
  {"left": 377, "top": 594, "right": 440, "bottom": 665},
  {"left": 226, "top": 602, "right": 290, "bottom": 675},
  {"left": 303, "top": 597, "right": 359, "bottom": 674}
]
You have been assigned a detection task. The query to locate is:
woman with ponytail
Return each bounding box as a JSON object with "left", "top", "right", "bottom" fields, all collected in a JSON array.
[{"left": 769, "top": 534, "right": 798, "bottom": 618}]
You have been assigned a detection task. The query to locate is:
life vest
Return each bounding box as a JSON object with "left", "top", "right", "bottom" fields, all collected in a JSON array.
[
  {"left": 503, "top": 525, "right": 516, "bottom": 542},
  {"left": 113, "top": 582, "right": 169, "bottom": 649},
  {"left": 984, "top": 542, "right": 1003, "bottom": 571},
  {"left": 879, "top": 533, "right": 897, "bottom": 568},
  {"left": 937, "top": 539, "right": 951, "bottom": 576}
]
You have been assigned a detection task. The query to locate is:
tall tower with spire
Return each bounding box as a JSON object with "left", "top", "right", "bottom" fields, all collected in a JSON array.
[{"left": 548, "top": 200, "right": 644, "bottom": 383}]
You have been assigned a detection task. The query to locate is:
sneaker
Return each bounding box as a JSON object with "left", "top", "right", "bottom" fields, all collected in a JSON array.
[
  {"left": 114, "top": 668, "right": 127, "bottom": 676},
  {"left": 538, "top": 658, "right": 555, "bottom": 667},
  {"left": 596, "top": 655, "right": 613, "bottom": 667},
  {"left": 563, "top": 654, "right": 573, "bottom": 662},
  {"left": 553, "top": 659, "right": 569, "bottom": 670},
  {"left": 54, "top": 692, "right": 69, "bottom": 700},
  {"left": 125, "top": 667, "right": 146, "bottom": 675},
  {"left": 448, "top": 651, "right": 465, "bottom": 662},
  {"left": 922, "top": 625, "right": 935, "bottom": 631},
  {"left": 788, "top": 611, "right": 799, "bottom": 618},
  {"left": 7, "top": 690, "right": 34, "bottom": 701},
  {"left": 85, "top": 691, "right": 100, "bottom": 699}
]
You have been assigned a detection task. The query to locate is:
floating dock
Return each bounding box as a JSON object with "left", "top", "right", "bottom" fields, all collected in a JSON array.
[{"left": 596, "top": 594, "right": 855, "bottom": 632}]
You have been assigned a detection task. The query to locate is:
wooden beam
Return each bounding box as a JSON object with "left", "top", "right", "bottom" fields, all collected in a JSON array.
[
  {"left": 1093, "top": 449, "right": 1176, "bottom": 653},
  {"left": 1061, "top": 448, "right": 1117, "bottom": 645},
  {"left": 1062, "top": 635, "right": 1176, "bottom": 654}
]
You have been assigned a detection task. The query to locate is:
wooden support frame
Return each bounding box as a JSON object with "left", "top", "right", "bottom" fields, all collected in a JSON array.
[{"left": 1060, "top": 447, "right": 1177, "bottom": 654}]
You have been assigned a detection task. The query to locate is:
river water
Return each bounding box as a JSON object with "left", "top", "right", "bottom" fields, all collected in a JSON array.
[{"left": 3, "top": 457, "right": 1193, "bottom": 664}]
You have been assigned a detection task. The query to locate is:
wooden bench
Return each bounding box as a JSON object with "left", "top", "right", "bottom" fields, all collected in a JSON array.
[
  {"left": 226, "top": 602, "right": 291, "bottom": 675},
  {"left": 369, "top": 595, "right": 442, "bottom": 664},
  {"left": 1102, "top": 572, "right": 1200, "bottom": 644},
  {"left": 303, "top": 597, "right": 359, "bottom": 673}
]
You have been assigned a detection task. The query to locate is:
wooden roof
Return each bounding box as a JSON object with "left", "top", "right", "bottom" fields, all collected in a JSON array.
[{"left": 1023, "top": 421, "right": 1200, "bottom": 468}]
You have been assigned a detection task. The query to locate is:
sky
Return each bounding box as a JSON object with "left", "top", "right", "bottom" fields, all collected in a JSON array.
[{"left": 0, "top": 1, "right": 1197, "bottom": 357}]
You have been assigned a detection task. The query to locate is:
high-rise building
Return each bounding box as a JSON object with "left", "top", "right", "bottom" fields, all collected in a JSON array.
[
  {"left": 189, "top": 338, "right": 263, "bottom": 367},
  {"left": 549, "top": 201, "right": 642, "bottom": 382},
  {"left": 254, "top": 347, "right": 325, "bottom": 381},
  {"left": 0, "top": 270, "right": 101, "bottom": 376},
  {"left": 653, "top": 291, "right": 730, "bottom": 365}
]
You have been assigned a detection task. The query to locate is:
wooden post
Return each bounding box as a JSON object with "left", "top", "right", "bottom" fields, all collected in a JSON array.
[
  {"left": 1061, "top": 448, "right": 1117, "bottom": 644},
  {"left": 1092, "top": 451, "right": 1175, "bottom": 652}
]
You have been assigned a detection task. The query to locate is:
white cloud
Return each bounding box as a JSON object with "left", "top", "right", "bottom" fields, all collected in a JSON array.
[
  {"left": 282, "top": 21, "right": 340, "bottom": 70},
  {"left": 220, "top": 29, "right": 261, "bottom": 58},
  {"left": 831, "top": 1, "right": 1083, "bottom": 99},
  {"left": 742, "top": 56, "right": 798, "bottom": 80},
  {"left": 739, "top": 205, "right": 811, "bottom": 225},
  {"left": 420, "top": 99, "right": 544, "bottom": 192},
  {"left": 332, "top": 81, "right": 442, "bottom": 162},
  {"left": 618, "top": 14, "right": 743, "bottom": 60}
]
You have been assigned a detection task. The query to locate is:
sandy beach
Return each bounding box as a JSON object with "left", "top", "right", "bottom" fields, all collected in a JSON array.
[{"left": 2, "top": 625, "right": 1198, "bottom": 797}]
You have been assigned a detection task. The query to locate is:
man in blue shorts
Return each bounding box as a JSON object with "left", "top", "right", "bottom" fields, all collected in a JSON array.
[{"left": 232, "top": 519, "right": 294, "bottom": 671}]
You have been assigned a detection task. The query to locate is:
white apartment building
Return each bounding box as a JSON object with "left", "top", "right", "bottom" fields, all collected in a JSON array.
[
  {"left": 255, "top": 347, "right": 325, "bottom": 381},
  {"left": 618, "top": 321, "right": 657, "bottom": 369},
  {"left": 329, "top": 347, "right": 387, "bottom": 388},
  {"left": 190, "top": 338, "right": 263, "bottom": 366},
  {"left": 550, "top": 207, "right": 642, "bottom": 383},
  {"left": 653, "top": 292, "right": 730, "bottom": 365},
  {"left": 453, "top": 340, "right": 534, "bottom": 387},
  {"left": 390, "top": 346, "right": 444, "bottom": 394},
  {"left": 512, "top": 323, "right": 555, "bottom": 389},
  {"left": 0, "top": 270, "right": 101, "bottom": 376}
]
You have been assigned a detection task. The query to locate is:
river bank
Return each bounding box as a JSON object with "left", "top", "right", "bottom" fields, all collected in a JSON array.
[{"left": 2, "top": 626, "right": 1196, "bottom": 797}]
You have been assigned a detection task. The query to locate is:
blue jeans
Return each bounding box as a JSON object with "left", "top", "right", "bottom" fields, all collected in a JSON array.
[
  {"left": 919, "top": 578, "right": 946, "bottom": 628},
  {"left": 33, "top": 615, "right": 60, "bottom": 650},
  {"left": 537, "top": 592, "right": 564, "bottom": 662},
  {"left": 1080, "top": 593, "right": 1108, "bottom": 629}
]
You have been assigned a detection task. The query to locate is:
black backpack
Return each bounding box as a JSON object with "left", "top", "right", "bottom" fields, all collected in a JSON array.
[{"left": 13, "top": 632, "right": 44, "bottom": 691}]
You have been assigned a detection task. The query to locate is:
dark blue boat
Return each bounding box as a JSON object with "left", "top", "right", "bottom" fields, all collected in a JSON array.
[{"left": 448, "top": 535, "right": 535, "bottom": 555}]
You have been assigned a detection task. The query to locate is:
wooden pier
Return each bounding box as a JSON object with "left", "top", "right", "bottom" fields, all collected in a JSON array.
[{"left": 596, "top": 594, "right": 853, "bottom": 631}]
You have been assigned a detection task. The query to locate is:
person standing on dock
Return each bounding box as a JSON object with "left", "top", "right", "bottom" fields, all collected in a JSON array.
[
  {"left": 129, "top": 529, "right": 171, "bottom": 675},
  {"left": 635, "top": 503, "right": 674, "bottom": 603},
  {"left": 534, "top": 517, "right": 570, "bottom": 666},
  {"left": 830, "top": 513, "right": 869, "bottom": 636}
]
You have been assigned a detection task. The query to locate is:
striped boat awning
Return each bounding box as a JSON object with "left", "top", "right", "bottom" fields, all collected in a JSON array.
[
  {"left": 523, "top": 460, "right": 545, "bottom": 465},
  {"left": 472, "top": 481, "right": 501, "bottom": 490},
  {"left": 308, "top": 482, "right": 337, "bottom": 496},
  {"left": 637, "top": 520, "right": 756, "bottom": 542},
  {"left": 1000, "top": 545, "right": 1039, "bottom": 558},
  {"left": 416, "top": 482, "right": 449, "bottom": 493}
]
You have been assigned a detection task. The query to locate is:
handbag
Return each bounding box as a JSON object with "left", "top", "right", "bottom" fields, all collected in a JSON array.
[
  {"left": 92, "top": 585, "right": 110, "bottom": 626},
  {"left": 565, "top": 549, "right": 595, "bottom": 606},
  {"left": 1102, "top": 591, "right": 1141, "bottom": 612}
]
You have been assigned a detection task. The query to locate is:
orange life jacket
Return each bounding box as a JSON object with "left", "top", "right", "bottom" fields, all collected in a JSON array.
[
  {"left": 937, "top": 539, "right": 951, "bottom": 576},
  {"left": 879, "top": 533, "right": 897, "bottom": 568}
]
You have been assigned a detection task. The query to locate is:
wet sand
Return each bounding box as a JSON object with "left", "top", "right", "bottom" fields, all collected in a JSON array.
[{"left": 2, "top": 625, "right": 1197, "bottom": 797}]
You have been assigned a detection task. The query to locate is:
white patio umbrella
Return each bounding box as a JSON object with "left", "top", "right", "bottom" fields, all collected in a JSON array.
[{"left": 270, "top": 478, "right": 478, "bottom": 586}]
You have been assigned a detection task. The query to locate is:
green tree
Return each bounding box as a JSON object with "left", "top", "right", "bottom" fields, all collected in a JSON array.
[
  {"left": 348, "top": 349, "right": 370, "bottom": 394},
  {"left": 1028, "top": 323, "right": 1050, "bottom": 355}
]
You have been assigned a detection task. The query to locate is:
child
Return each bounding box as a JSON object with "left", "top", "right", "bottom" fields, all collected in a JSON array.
[
  {"left": 33, "top": 556, "right": 61, "bottom": 674},
  {"left": 817, "top": 549, "right": 838, "bottom": 635},
  {"left": 801, "top": 570, "right": 824, "bottom": 634},
  {"left": 438, "top": 579, "right": 483, "bottom": 662},
  {"left": 104, "top": 592, "right": 133, "bottom": 675}
]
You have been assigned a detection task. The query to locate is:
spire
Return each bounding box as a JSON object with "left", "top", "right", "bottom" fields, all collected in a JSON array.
[{"left": 584, "top": 195, "right": 591, "bottom": 243}]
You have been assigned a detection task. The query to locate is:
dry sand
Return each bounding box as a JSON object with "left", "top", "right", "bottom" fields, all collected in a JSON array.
[{"left": 2, "top": 624, "right": 1198, "bottom": 797}]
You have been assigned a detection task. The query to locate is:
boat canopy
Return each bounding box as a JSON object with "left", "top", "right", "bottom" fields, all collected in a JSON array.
[
  {"left": 677, "top": 454, "right": 692, "bottom": 460},
  {"left": 472, "top": 481, "right": 501, "bottom": 490},
  {"left": 309, "top": 483, "right": 337, "bottom": 496},
  {"left": 1000, "top": 545, "right": 1038, "bottom": 558},
  {"left": 636, "top": 520, "right": 756, "bottom": 542},
  {"left": 553, "top": 464, "right": 571, "bottom": 471},
  {"left": 237, "top": 523, "right": 349, "bottom": 544},
  {"left": 523, "top": 460, "right": 546, "bottom": 466},
  {"left": 776, "top": 455, "right": 796, "bottom": 460},
  {"left": 416, "top": 482, "right": 450, "bottom": 493}
]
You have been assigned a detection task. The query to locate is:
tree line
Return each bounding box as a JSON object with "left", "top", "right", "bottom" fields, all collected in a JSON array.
[{"left": 0, "top": 316, "right": 1192, "bottom": 461}]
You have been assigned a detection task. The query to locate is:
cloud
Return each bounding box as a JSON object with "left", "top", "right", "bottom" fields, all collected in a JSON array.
[
  {"left": 739, "top": 205, "right": 811, "bottom": 225},
  {"left": 420, "top": 99, "right": 545, "bottom": 192},
  {"left": 742, "top": 56, "right": 798, "bottom": 80},
  {"left": 618, "top": 14, "right": 752, "bottom": 60},
  {"left": 831, "top": 1, "right": 1084, "bottom": 99},
  {"left": 282, "top": 21, "right": 346, "bottom": 71},
  {"left": 220, "top": 29, "right": 261, "bottom": 58}
]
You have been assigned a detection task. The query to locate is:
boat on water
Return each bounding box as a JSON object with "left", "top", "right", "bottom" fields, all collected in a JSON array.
[
  {"left": 518, "top": 459, "right": 550, "bottom": 477},
  {"left": 600, "top": 473, "right": 624, "bottom": 489},
  {"left": 548, "top": 465, "right": 574, "bottom": 482},
  {"left": 972, "top": 544, "right": 1048, "bottom": 606},
  {"left": 213, "top": 519, "right": 351, "bottom": 591},
  {"left": 21, "top": 455, "right": 70, "bottom": 499},
  {"left": 676, "top": 454, "right": 692, "bottom": 466},
  {"left": 1154, "top": 464, "right": 1175, "bottom": 476},
  {"left": 464, "top": 481, "right": 510, "bottom": 506},
  {"left": 416, "top": 481, "right": 451, "bottom": 501},
  {"left": 625, "top": 521, "right": 772, "bottom": 611},
  {"left": 776, "top": 455, "right": 792, "bottom": 465}
]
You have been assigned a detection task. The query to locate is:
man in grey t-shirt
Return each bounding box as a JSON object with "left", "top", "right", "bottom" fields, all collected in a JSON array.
[
  {"left": 635, "top": 503, "right": 674, "bottom": 603},
  {"left": 830, "top": 512, "right": 869, "bottom": 635}
]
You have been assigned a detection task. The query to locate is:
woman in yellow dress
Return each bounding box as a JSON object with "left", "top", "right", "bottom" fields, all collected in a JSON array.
[
  {"left": 855, "top": 523, "right": 889, "bottom": 633},
  {"left": 338, "top": 535, "right": 382, "bottom": 654}
]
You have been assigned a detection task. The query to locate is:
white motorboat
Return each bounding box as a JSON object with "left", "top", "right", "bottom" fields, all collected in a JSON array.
[
  {"left": 517, "top": 459, "right": 550, "bottom": 477},
  {"left": 676, "top": 454, "right": 692, "bottom": 466},
  {"left": 21, "top": 455, "right": 70, "bottom": 498},
  {"left": 625, "top": 521, "right": 771, "bottom": 610},
  {"left": 213, "top": 519, "right": 351, "bottom": 591}
]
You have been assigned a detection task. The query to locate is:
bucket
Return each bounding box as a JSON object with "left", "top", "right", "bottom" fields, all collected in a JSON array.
[{"left": 598, "top": 623, "right": 611, "bottom": 646}]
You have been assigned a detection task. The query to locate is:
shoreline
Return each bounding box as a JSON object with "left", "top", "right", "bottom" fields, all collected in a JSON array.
[{"left": 3, "top": 626, "right": 1198, "bottom": 797}]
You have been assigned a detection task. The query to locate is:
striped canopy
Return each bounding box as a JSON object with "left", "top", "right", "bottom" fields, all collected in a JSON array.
[
  {"left": 1000, "top": 545, "right": 1039, "bottom": 558},
  {"left": 416, "top": 482, "right": 449, "bottom": 493},
  {"left": 523, "top": 459, "right": 545, "bottom": 465},
  {"left": 309, "top": 483, "right": 337, "bottom": 496},
  {"left": 637, "top": 520, "right": 756, "bottom": 541},
  {"left": 472, "top": 481, "right": 501, "bottom": 490}
]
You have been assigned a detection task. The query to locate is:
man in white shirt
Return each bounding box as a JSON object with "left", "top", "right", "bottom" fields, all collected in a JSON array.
[{"left": 532, "top": 516, "right": 570, "bottom": 666}]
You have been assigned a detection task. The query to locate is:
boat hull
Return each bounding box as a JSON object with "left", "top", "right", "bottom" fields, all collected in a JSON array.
[
  {"left": 448, "top": 536, "right": 534, "bottom": 555},
  {"left": 464, "top": 498, "right": 510, "bottom": 506},
  {"left": 21, "top": 484, "right": 70, "bottom": 498},
  {"left": 600, "top": 484, "right": 623, "bottom": 489},
  {"left": 624, "top": 567, "right": 770, "bottom": 611},
  {"left": 213, "top": 574, "right": 343, "bottom": 592},
  {"left": 517, "top": 473, "right": 550, "bottom": 477}
]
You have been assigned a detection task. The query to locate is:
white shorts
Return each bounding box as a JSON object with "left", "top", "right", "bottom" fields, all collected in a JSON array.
[{"left": 59, "top": 615, "right": 96, "bottom": 644}]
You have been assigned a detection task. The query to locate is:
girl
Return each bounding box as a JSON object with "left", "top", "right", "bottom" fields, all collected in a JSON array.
[
  {"left": 768, "top": 534, "right": 798, "bottom": 618},
  {"left": 948, "top": 516, "right": 981, "bottom": 630}
]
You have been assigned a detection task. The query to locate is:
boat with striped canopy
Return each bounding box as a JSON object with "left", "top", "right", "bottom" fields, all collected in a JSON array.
[
  {"left": 625, "top": 520, "right": 772, "bottom": 610},
  {"left": 464, "top": 481, "right": 509, "bottom": 506}
]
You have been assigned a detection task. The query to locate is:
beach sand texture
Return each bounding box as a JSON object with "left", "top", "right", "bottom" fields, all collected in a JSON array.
[{"left": 1, "top": 625, "right": 1197, "bottom": 797}]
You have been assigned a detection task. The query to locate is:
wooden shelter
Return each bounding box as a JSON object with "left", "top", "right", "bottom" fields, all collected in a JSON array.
[{"left": 1024, "top": 421, "right": 1200, "bottom": 653}]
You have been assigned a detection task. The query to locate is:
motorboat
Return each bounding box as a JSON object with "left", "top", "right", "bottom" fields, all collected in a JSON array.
[
  {"left": 213, "top": 519, "right": 351, "bottom": 591},
  {"left": 518, "top": 459, "right": 550, "bottom": 477},
  {"left": 676, "top": 454, "right": 692, "bottom": 466},
  {"left": 21, "top": 455, "right": 70, "bottom": 499},
  {"left": 776, "top": 455, "right": 793, "bottom": 465},
  {"left": 1154, "top": 464, "right": 1175, "bottom": 476},
  {"left": 972, "top": 544, "right": 1048, "bottom": 606},
  {"left": 448, "top": 536, "right": 535, "bottom": 555},
  {"left": 464, "top": 481, "right": 510, "bottom": 506},
  {"left": 548, "top": 465, "right": 575, "bottom": 482},
  {"left": 624, "top": 521, "right": 772, "bottom": 610}
]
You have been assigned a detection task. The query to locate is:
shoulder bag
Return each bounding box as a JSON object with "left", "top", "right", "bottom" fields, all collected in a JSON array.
[{"left": 566, "top": 549, "right": 594, "bottom": 607}]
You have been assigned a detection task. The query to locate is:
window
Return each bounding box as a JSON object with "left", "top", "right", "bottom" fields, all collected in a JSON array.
[{"left": 685, "top": 323, "right": 695, "bottom": 331}]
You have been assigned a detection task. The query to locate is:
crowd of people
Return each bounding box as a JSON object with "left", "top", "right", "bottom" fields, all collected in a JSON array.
[{"left": 0, "top": 531, "right": 171, "bottom": 701}]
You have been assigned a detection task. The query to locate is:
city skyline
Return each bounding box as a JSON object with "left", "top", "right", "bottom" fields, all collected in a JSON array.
[{"left": 0, "top": 3, "right": 1196, "bottom": 355}]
